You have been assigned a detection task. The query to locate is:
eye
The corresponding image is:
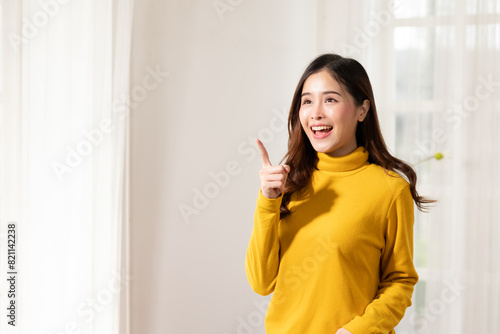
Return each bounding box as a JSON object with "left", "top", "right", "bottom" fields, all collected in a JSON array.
[
  {"left": 302, "top": 99, "right": 312, "bottom": 105},
  {"left": 325, "top": 97, "right": 337, "bottom": 103}
]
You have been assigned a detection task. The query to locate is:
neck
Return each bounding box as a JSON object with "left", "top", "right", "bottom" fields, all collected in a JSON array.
[{"left": 325, "top": 142, "right": 358, "bottom": 158}]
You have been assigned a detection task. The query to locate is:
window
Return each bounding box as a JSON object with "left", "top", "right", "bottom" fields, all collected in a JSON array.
[{"left": 391, "top": 0, "right": 500, "bottom": 332}]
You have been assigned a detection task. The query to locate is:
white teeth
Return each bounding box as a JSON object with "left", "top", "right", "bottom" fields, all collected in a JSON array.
[{"left": 311, "top": 126, "right": 332, "bottom": 131}]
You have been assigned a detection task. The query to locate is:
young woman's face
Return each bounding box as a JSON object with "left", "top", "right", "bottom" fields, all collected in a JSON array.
[{"left": 299, "top": 69, "right": 369, "bottom": 157}]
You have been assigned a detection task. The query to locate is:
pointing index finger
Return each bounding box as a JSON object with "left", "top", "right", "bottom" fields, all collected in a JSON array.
[{"left": 256, "top": 139, "right": 272, "bottom": 167}]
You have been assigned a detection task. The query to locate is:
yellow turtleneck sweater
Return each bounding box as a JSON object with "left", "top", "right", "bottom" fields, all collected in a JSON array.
[{"left": 245, "top": 146, "right": 418, "bottom": 334}]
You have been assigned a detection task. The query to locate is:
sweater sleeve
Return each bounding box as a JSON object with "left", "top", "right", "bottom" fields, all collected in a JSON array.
[
  {"left": 343, "top": 183, "right": 419, "bottom": 334},
  {"left": 244, "top": 189, "right": 283, "bottom": 296}
]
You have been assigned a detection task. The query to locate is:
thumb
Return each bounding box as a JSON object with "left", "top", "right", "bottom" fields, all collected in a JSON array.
[
  {"left": 283, "top": 165, "right": 290, "bottom": 174},
  {"left": 256, "top": 139, "right": 272, "bottom": 167}
]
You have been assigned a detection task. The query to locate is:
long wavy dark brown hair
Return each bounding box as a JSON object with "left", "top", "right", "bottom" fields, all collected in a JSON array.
[{"left": 279, "top": 53, "right": 435, "bottom": 219}]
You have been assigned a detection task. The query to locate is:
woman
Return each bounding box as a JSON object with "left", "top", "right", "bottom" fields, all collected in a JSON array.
[{"left": 245, "top": 54, "right": 433, "bottom": 334}]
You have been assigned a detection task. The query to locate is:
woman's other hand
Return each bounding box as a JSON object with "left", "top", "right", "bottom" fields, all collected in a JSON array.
[{"left": 335, "top": 328, "right": 352, "bottom": 334}]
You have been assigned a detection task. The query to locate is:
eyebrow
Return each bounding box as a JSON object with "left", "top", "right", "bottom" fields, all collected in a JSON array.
[{"left": 301, "top": 91, "right": 341, "bottom": 97}]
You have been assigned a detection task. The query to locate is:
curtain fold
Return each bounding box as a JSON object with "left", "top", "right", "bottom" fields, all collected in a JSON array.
[{"left": 0, "top": 0, "right": 134, "bottom": 333}]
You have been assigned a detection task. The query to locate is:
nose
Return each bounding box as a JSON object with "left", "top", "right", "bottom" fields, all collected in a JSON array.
[{"left": 310, "top": 103, "right": 324, "bottom": 120}]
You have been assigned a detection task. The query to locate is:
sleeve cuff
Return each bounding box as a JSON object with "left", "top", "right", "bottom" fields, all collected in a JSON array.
[
  {"left": 343, "top": 317, "right": 373, "bottom": 334},
  {"left": 256, "top": 189, "right": 283, "bottom": 213}
]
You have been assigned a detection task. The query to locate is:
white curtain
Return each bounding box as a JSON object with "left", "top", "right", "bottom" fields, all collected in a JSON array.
[
  {"left": 0, "top": 0, "right": 134, "bottom": 333},
  {"left": 320, "top": 0, "right": 500, "bottom": 332}
]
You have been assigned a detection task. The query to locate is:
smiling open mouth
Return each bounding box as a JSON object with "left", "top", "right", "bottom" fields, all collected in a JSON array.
[{"left": 311, "top": 125, "right": 333, "bottom": 135}]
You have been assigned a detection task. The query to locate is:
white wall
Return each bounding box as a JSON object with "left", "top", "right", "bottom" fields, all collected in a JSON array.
[{"left": 130, "top": 1, "right": 319, "bottom": 333}]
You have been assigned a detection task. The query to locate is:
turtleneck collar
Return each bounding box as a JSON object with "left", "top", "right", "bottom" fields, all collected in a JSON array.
[{"left": 315, "top": 146, "right": 369, "bottom": 172}]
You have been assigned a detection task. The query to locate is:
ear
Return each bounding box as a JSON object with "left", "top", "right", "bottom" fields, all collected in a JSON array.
[{"left": 357, "top": 99, "right": 370, "bottom": 122}]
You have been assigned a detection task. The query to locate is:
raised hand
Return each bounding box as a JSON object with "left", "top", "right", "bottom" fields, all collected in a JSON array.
[{"left": 256, "top": 139, "right": 290, "bottom": 199}]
